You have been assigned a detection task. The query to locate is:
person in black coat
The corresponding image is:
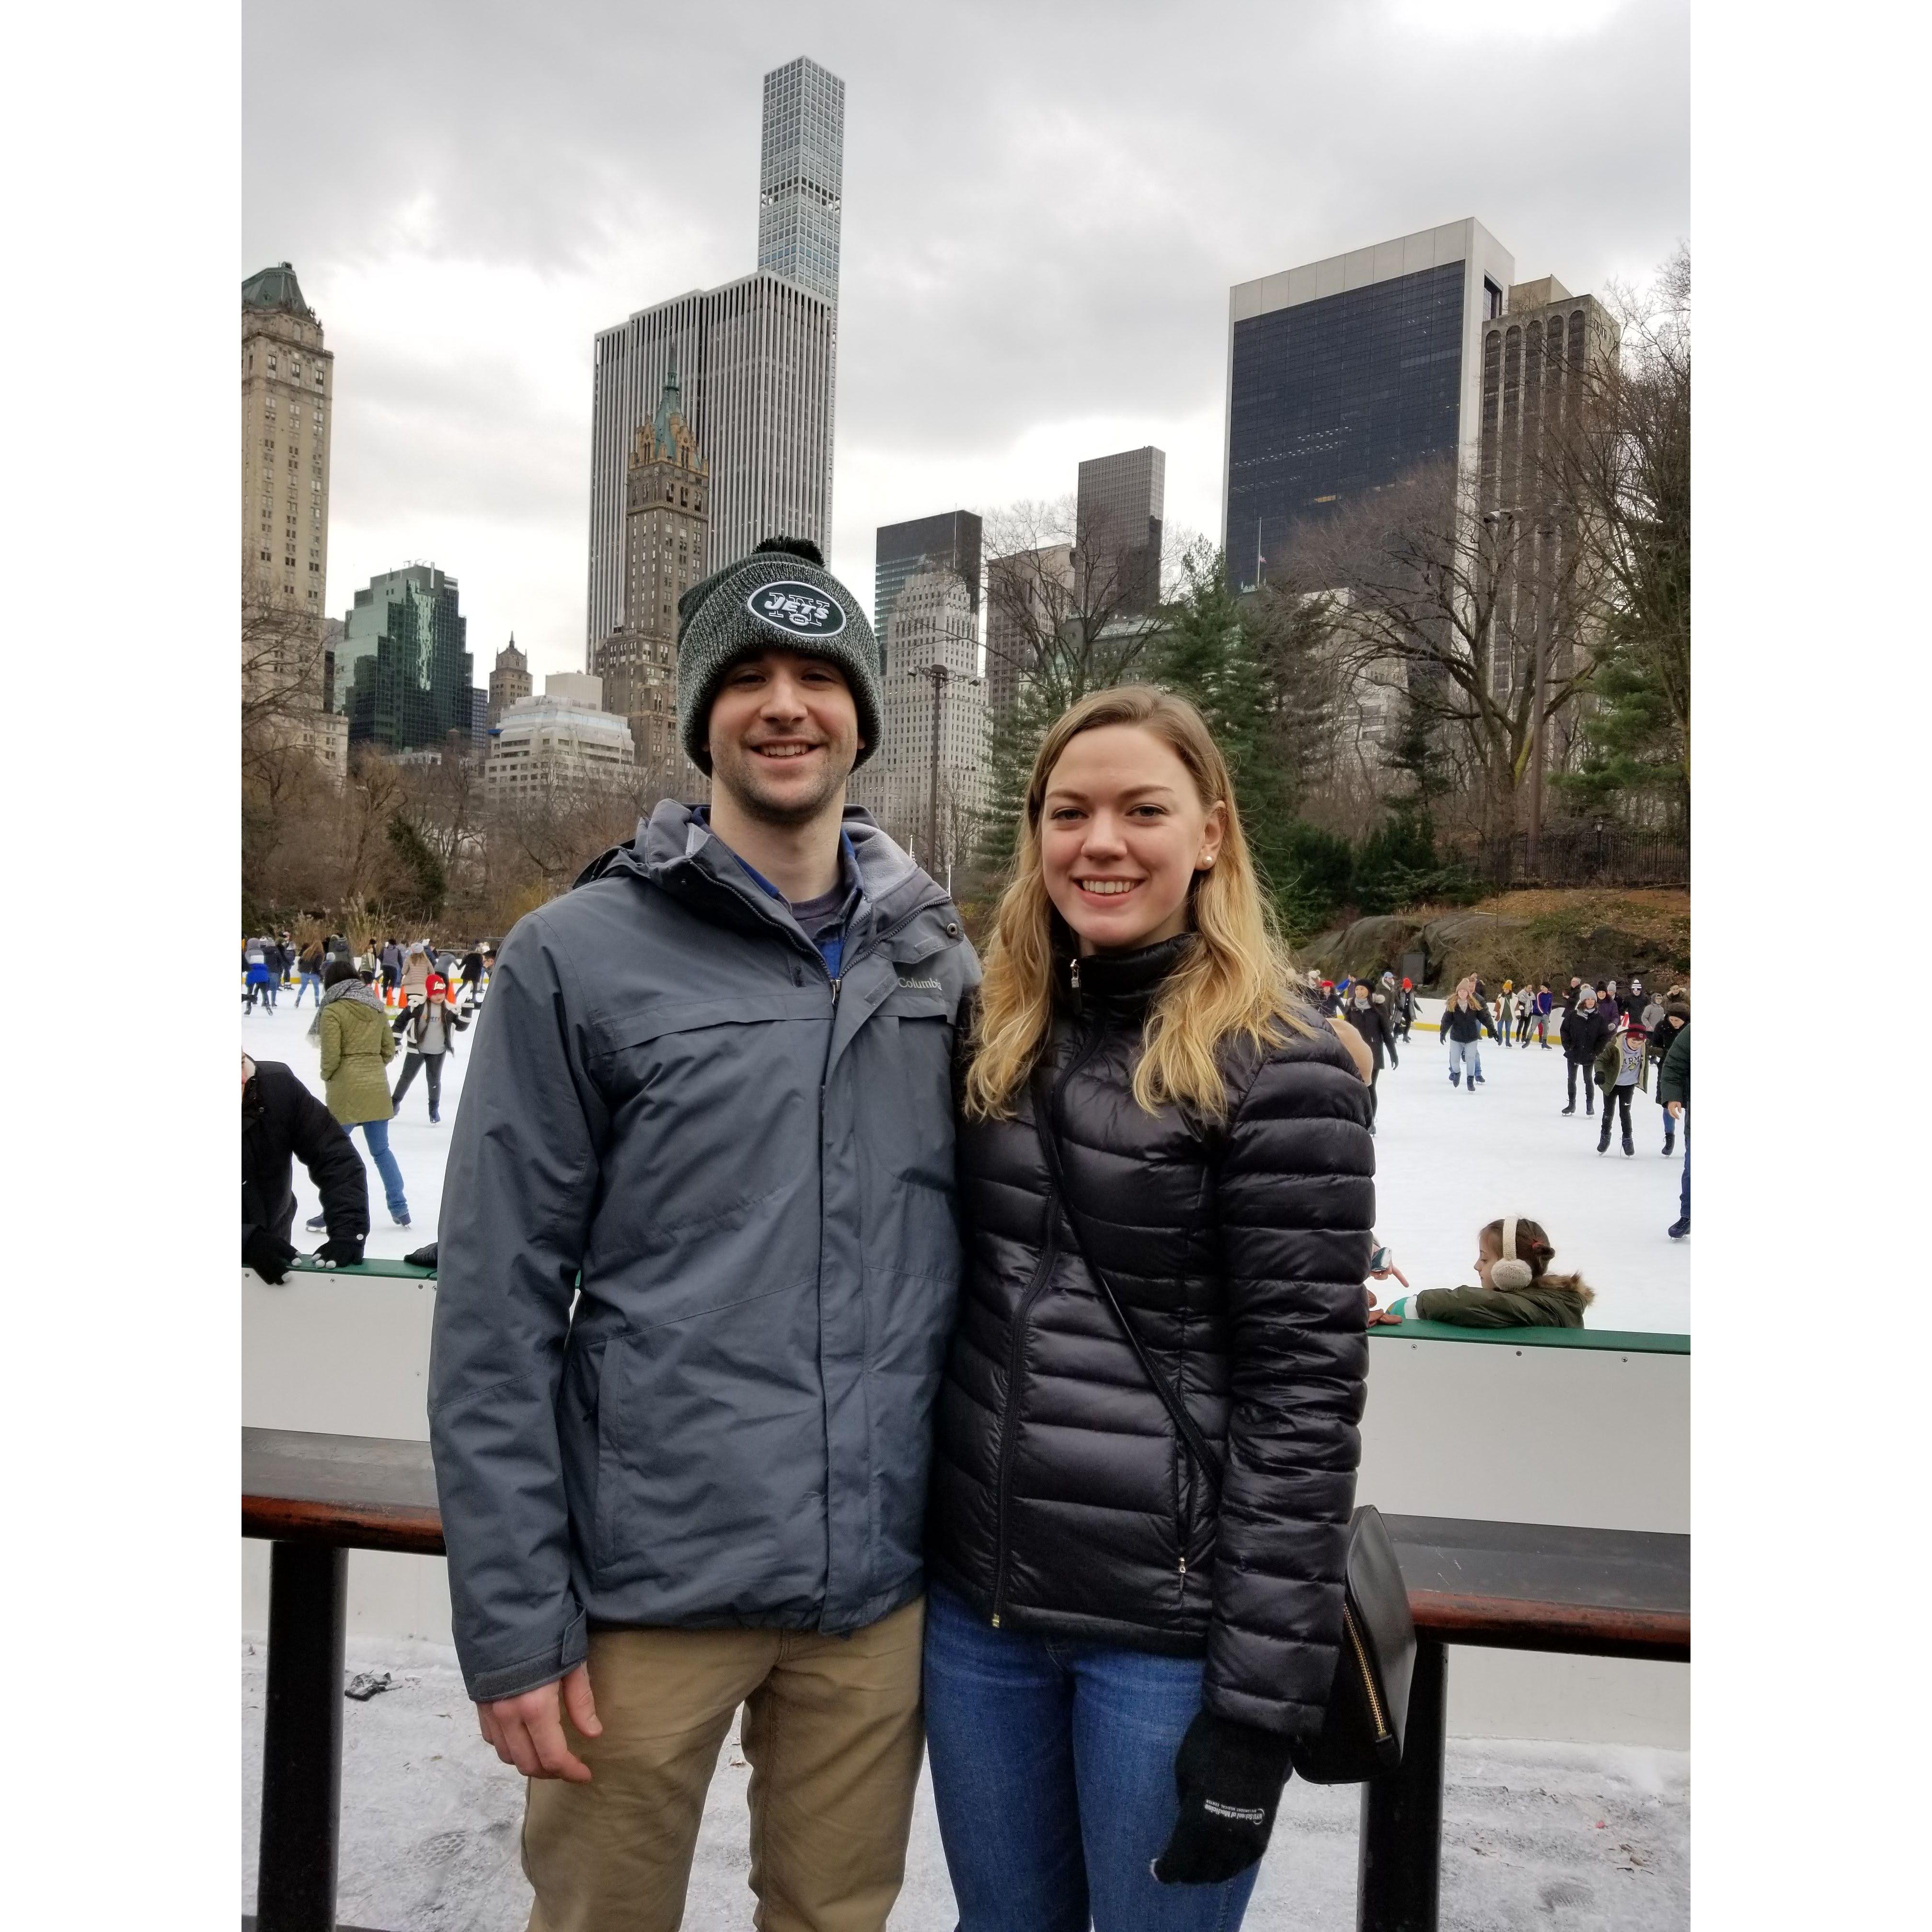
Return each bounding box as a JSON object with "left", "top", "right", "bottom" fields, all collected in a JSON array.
[
  {"left": 1561, "top": 989, "right": 1610, "bottom": 1116},
  {"left": 1342, "top": 982, "right": 1396, "bottom": 1131},
  {"left": 242, "top": 1053, "right": 368, "bottom": 1281},
  {"left": 923, "top": 687, "right": 1372, "bottom": 1924}
]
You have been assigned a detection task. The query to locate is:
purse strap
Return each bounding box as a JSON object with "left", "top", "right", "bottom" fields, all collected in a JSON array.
[{"left": 1029, "top": 1062, "right": 1223, "bottom": 1495}]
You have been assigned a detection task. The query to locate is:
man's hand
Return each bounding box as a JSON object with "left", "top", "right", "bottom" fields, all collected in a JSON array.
[
  {"left": 1667, "top": 1101, "right": 1683, "bottom": 1119},
  {"left": 243, "top": 1228, "right": 298, "bottom": 1285},
  {"left": 476, "top": 1661, "right": 601, "bottom": 1782}
]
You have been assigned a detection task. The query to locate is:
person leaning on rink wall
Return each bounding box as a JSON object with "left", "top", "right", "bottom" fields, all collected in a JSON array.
[{"left": 427, "top": 536, "right": 978, "bottom": 1932}]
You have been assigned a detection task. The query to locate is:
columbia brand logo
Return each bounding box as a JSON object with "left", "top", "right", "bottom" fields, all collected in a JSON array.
[
  {"left": 1201, "top": 1800, "right": 1266, "bottom": 1824},
  {"left": 748, "top": 580, "right": 846, "bottom": 638},
  {"left": 897, "top": 976, "right": 941, "bottom": 991}
]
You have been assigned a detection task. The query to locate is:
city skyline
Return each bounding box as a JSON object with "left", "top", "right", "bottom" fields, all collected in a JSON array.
[{"left": 242, "top": 1, "right": 1689, "bottom": 691}]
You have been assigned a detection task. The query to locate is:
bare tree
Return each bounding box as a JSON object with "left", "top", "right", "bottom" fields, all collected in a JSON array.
[
  {"left": 1552, "top": 246, "right": 1691, "bottom": 789},
  {"left": 1277, "top": 457, "right": 1605, "bottom": 841},
  {"left": 982, "top": 496, "right": 1180, "bottom": 716},
  {"left": 241, "top": 582, "right": 331, "bottom": 776}
]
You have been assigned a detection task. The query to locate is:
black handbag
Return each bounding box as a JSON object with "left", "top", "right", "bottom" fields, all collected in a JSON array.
[{"left": 1029, "top": 1066, "right": 1416, "bottom": 1785}]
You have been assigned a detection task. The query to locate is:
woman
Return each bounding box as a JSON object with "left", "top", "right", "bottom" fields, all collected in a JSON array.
[
  {"left": 308, "top": 957, "right": 411, "bottom": 1228},
  {"left": 1440, "top": 978, "right": 1496, "bottom": 1092},
  {"left": 924, "top": 687, "right": 1374, "bottom": 1930},
  {"left": 391, "top": 972, "right": 469, "bottom": 1124}
]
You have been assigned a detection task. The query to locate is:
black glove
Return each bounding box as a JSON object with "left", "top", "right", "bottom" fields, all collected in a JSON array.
[
  {"left": 243, "top": 1228, "right": 298, "bottom": 1285},
  {"left": 403, "top": 1241, "right": 438, "bottom": 1270},
  {"left": 1152, "top": 1709, "right": 1295, "bottom": 1887},
  {"left": 313, "top": 1234, "right": 365, "bottom": 1267}
]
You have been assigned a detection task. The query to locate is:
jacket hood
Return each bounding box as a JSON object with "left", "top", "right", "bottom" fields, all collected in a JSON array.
[{"left": 574, "top": 797, "right": 957, "bottom": 946}]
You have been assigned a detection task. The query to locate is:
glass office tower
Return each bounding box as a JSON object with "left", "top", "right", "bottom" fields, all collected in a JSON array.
[
  {"left": 1076, "top": 446, "right": 1165, "bottom": 614},
  {"left": 1222, "top": 218, "right": 1514, "bottom": 590}
]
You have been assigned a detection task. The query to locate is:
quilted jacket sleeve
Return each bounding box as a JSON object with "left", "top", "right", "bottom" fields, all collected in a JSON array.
[{"left": 1205, "top": 1033, "right": 1375, "bottom": 1736}]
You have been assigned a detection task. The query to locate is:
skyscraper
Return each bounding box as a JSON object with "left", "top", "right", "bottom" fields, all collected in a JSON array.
[
  {"left": 587, "top": 59, "right": 843, "bottom": 660},
  {"left": 487, "top": 635, "right": 531, "bottom": 729},
  {"left": 242, "top": 262, "right": 346, "bottom": 775},
  {"left": 593, "top": 367, "right": 711, "bottom": 795},
  {"left": 1221, "top": 218, "right": 1516, "bottom": 589},
  {"left": 1076, "top": 448, "right": 1165, "bottom": 614},
  {"left": 874, "top": 511, "right": 982, "bottom": 674},
  {"left": 852, "top": 569, "right": 988, "bottom": 877},
  {"left": 336, "top": 565, "right": 474, "bottom": 754},
  {"left": 758, "top": 58, "right": 844, "bottom": 306}
]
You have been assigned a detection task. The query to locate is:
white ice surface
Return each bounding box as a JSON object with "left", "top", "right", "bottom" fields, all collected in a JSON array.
[
  {"left": 243, "top": 1639, "right": 1689, "bottom": 1931},
  {"left": 248, "top": 990, "right": 1689, "bottom": 1333}
]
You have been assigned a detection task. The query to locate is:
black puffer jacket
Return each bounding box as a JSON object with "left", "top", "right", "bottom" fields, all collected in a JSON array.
[{"left": 928, "top": 937, "right": 1375, "bottom": 1739}]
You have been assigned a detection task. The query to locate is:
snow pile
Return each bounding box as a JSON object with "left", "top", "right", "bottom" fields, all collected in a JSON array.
[{"left": 243, "top": 1639, "right": 1689, "bottom": 1931}]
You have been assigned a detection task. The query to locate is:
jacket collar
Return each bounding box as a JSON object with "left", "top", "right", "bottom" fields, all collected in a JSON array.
[
  {"left": 1059, "top": 932, "right": 1196, "bottom": 1017},
  {"left": 574, "top": 798, "right": 956, "bottom": 953}
]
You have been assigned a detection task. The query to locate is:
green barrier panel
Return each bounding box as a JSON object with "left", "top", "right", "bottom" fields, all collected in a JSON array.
[
  {"left": 285, "top": 1256, "right": 435, "bottom": 1280},
  {"left": 1372, "top": 1318, "right": 1687, "bottom": 1354}
]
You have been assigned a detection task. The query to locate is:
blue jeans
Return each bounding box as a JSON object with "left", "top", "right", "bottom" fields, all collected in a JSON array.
[
  {"left": 923, "top": 1584, "right": 1262, "bottom": 1932},
  {"left": 1679, "top": 1114, "right": 1690, "bottom": 1224},
  {"left": 293, "top": 971, "right": 323, "bottom": 1007},
  {"left": 1446, "top": 1036, "right": 1478, "bottom": 1083},
  {"left": 348, "top": 1117, "right": 408, "bottom": 1220}
]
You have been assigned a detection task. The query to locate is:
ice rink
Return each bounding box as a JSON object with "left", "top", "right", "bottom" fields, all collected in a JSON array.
[{"left": 245, "top": 988, "right": 1690, "bottom": 1335}]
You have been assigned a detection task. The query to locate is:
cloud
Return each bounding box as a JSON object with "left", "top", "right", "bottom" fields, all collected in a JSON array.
[{"left": 246, "top": 0, "right": 1688, "bottom": 683}]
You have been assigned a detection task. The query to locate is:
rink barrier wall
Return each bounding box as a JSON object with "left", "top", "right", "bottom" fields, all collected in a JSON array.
[{"left": 242, "top": 1269, "right": 1690, "bottom": 1746}]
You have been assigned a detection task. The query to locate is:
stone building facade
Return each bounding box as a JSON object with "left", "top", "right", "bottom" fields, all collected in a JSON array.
[
  {"left": 592, "top": 368, "right": 710, "bottom": 798},
  {"left": 242, "top": 263, "right": 346, "bottom": 776}
]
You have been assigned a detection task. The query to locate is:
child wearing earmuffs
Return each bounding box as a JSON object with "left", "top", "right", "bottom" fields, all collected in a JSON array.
[{"left": 1368, "top": 1216, "right": 1596, "bottom": 1329}]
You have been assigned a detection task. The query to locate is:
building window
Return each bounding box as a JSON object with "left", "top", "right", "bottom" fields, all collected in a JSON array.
[{"left": 1484, "top": 278, "right": 1503, "bottom": 321}]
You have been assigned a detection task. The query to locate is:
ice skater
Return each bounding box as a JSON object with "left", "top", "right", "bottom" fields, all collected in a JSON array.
[
  {"left": 1368, "top": 1216, "right": 1595, "bottom": 1330},
  {"left": 1441, "top": 980, "right": 1497, "bottom": 1092},
  {"left": 308, "top": 957, "right": 411, "bottom": 1229},
  {"left": 1593, "top": 1013, "right": 1649, "bottom": 1157},
  {"left": 1648, "top": 990, "right": 1689, "bottom": 1157},
  {"left": 391, "top": 972, "right": 470, "bottom": 1125},
  {"left": 1531, "top": 981, "right": 1553, "bottom": 1048},
  {"left": 242, "top": 937, "right": 276, "bottom": 1012},
  {"left": 1342, "top": 981, "right": 1396, "bottom": 1132},
  {"left": 1561, "top": 984, "right": 1609, "bottom": 1116}
]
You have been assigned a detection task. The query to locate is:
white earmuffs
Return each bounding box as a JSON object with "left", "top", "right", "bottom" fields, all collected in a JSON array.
[{"left": 1490, "top": 1216, "right": 1534, "bottom": 1292}]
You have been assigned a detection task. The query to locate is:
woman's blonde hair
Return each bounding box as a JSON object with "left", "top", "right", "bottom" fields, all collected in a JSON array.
[{"left": 963, "top": 685, "right": 1317, "bottom": 1121}]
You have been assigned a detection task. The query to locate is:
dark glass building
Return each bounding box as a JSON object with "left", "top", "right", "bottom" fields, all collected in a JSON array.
[
  {"left": 874, "top": 510, "right": 982, "bottom": 673},
  {"left": 1222, "top": 219, "right": 1514, "bottom": 590},
  {"left": 1076, "top": 447, "right": 1164, "bottom": 614},
  {"left": 338, "top": 565, "right": 474, "bottom": 753}
]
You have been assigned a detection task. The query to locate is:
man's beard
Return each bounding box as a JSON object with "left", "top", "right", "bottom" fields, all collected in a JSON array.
[{"left": 712, "top": 739, "right": 855, "bottom": 827}]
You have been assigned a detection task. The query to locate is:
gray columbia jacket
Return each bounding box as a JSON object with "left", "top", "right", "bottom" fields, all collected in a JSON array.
[{"left": 428, "top": 801, "right": 979, "bottom": 1702}]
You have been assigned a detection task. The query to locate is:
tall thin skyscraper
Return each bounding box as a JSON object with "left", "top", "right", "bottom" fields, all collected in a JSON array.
[
  {"left": 1221, "top": 218, "right": 1515, "bottom": 590},
  {"left": 587, "top": 59, "right": 844, "bottom": 664},
  {"left": 758, "top": 58, "right": 844, "bottom": 306},
  {"left": 1075, "top": 448, "right": 1165, "bottom": 614}
]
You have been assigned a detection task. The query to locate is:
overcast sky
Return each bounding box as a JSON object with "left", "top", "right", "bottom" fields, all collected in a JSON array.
[{"left": 243, "top": 0, "right": 1688, "bottom": 688}]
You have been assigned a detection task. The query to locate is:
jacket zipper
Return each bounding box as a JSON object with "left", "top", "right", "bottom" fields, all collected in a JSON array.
[
  {"left": 989, "top": 1008, "right": 1104, "bottom": 1626},
  {"left": 1344, "top": 1606, "right": 1390, "bottom": 1741}
]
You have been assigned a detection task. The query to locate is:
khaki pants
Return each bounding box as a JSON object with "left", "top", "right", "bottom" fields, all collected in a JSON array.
[{"left": 522, "top": 1597, "right": 925, "bottom": 1932}]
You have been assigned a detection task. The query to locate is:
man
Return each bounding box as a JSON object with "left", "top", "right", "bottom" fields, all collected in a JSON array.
[
  {"left": 1343, "top": 980, "right": 1396, "bottom": 1132},
  {"left": 242, "top": 1052, "right": 367, "bottom": 1281},
  {"left": 429, "top": 537, "right": 978, "bottom": 1932},
  {"left": 1532, "top": 981, "right": 1553, "bottom": 1049},
  {"left": 458, "top": 941, "right": 486, "bottom": 1006},
  {"left": 1562, "top": 984, "right": 1610, "bottom": 1116},
  {"left": 1659, "top": 1008, "right": 1690, "bottom": 1238}
]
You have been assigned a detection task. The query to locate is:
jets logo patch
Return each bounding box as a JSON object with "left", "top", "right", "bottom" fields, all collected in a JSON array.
[{"left": 748, "top": 580, "right": 847, "bottom": 639}]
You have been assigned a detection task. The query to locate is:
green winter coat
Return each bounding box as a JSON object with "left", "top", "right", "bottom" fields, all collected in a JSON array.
[
  {"left": 1408, "top": 1280, "right": 1591, "bottom": 1329},
  {"left": 1594, "top": 1033, "right": 1650, "bottom": 1094},
  {"left": 318, "top": 994, "right": 398, "bottom": 1125}
]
